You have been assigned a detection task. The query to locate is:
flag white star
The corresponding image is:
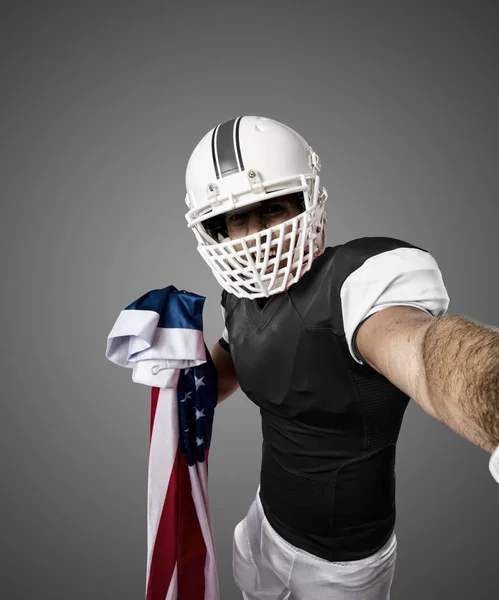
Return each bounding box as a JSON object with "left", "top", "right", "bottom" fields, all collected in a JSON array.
[
  {"left": 184, "top": 428, "right": 189, "bottom": 433},
  {"left": 181, "top": 391, "right": 192, "bottom": 403},
  {"left": 196, "top": 437, "right": 204, "bottom": 447},
  {"left": 195, "top": 376, "right": 205, "bottom": 390},
  {"left": 185, "top": 368, "right": 192, "bottom": 374},
  {"left": 195, "top": 408, "right": 206, "bottom": 420}
]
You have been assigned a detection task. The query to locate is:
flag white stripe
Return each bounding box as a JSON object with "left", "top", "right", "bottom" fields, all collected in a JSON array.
[
  {"left": 189, "top": 462, "right": 219, "bottom": 600},
  {"left": 146, "top": 387, "right": 179, "bottom": 585},
  {"left": 106, "top": 308, "right": 206, "bottom": 368},
  {"left": 132, "top": 328, "right": 206, "bottom": 364},
  {"left": 165, "top": 563, "right": 178, "bottom": 600}
]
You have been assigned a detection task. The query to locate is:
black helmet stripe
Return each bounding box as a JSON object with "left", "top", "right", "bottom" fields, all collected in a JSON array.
[
  {"left": 217, "top": 118, "right": 239, "bottom": 178},
  {"left": 234, "top": 116, "right": 244, "bottom": 172},
  {"left": 211, "top": 123, "right": 221, "bottom": 179},
  {"left": 211, "top": 117, "right": 245, "bottom": 179}
]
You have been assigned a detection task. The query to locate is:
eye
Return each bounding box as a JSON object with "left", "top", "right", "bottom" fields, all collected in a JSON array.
[
  {"left": 227, "top": 213, "right": 246, "bottom": 224},
  {"left": 263, "top": 203, "right": 284, "bottom": 215}
]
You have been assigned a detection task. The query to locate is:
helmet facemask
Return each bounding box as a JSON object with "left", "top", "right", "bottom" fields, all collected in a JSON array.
[{"left": 189, "top": 175, "right": 327, "bottom": 298}]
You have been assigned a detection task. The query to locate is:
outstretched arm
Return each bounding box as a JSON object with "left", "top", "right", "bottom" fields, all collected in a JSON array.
[{"left": 356, "top": 306, "right": 499, "bottom": 454}]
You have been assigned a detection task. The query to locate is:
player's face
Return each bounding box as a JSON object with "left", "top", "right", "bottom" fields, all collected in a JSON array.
[
  {"left": 225, "top": 195, "right": 302, "bottom": 239},
  {"left": 225, "top": 196, "right": 303, "bottom": 270},
  {"left": 225, "top": 195, "right": 303, "bottom": 273}
]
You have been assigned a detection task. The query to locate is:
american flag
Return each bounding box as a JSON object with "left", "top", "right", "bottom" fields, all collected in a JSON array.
[{"left": 106, "top": 286, "right": 220, "bottom": 600}]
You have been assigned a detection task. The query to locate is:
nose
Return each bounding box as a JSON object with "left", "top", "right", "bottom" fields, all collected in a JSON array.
[
  {"left": 246, "top": 211, "right": 264, "bottom": 237},
  {"left": 245, "top": 212, "right": 268, "bottom": 251}
]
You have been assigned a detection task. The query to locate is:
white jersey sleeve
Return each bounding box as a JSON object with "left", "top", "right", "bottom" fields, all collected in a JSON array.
[{"left": 340, "top": 246, "right": 450, "bottom": 365}]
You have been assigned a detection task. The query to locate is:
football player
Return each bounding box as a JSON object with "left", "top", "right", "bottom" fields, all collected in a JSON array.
[{"left": 184, "top": 116, "right": 498, "bottom": 600}]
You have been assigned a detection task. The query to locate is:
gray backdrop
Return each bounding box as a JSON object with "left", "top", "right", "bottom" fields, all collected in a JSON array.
[{"left": 1, "top": 1, "right": 497, "bottom": 598}]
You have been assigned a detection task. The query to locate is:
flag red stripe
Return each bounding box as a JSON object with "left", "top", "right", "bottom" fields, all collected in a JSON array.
[
  {"left": 146, "top": 445, "right": 180, "bottom": 600},
  {"left": 150, "top": 386, "right": 160, "bottom": 444},
  {"left": 177, "top": 452, "right": 207, "bottom": 600}
]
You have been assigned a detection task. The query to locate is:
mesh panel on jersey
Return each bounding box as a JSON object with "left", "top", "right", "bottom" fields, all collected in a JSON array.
[{"left": 349, "top": 366, "right": 409, "bottom": 451}]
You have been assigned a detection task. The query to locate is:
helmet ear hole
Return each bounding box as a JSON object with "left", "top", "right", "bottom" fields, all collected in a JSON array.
[
  {"left": 297, "top": 192, "right": 305, "bottom": 213},
  {"left": 202, "top": 214, "right": 228, "bottom": 241}
]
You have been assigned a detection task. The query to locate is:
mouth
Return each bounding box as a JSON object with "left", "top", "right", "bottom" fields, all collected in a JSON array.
[{"left": 264, "top": 251, "right": 278, "bottom": 274}]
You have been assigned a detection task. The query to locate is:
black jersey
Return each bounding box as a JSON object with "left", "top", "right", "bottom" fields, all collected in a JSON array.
[{"left": 219, "top": 237, "right": 449, "bottom": 561}]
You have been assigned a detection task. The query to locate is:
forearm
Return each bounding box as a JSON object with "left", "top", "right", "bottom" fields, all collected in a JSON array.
[
  {"left": 421, "top": 315, "right": 499, "bottom": 453},
  {"left": 209, "top": 342, "right": 240, "bottom": 405}
]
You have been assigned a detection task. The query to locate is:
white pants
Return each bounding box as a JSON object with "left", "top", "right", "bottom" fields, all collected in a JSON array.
[{"left": 232, "top": 487, "right": 397, "bottom": 600}]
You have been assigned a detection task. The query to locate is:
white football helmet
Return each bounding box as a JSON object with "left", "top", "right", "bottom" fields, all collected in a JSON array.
[{"left": 185, "top": 116, "right": 327, "bottom": 298}]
